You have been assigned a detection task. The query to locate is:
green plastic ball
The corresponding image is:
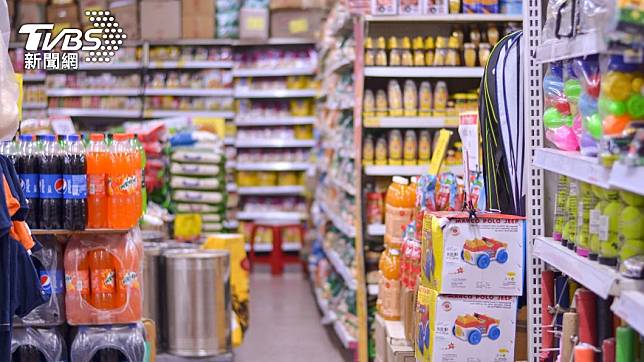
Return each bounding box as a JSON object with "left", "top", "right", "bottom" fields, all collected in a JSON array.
[
  {"left": 626, "top": 94, "right": 644, "bottom": 118},
  {"left": 586, "top": 113, "right": 603, "bottom": 140},
  {"left": 544, "top": 108, "right": 565, "bottom": 128},
  {"left": 564, "top": 79, "right": 582, "bottom": 101}
]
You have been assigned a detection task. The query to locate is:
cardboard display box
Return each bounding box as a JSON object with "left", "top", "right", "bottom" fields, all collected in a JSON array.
[
  {"left": 110, "top": 0, "right": 139, "bottom": 40},
  {"left": 181, "top": 0, "right": 215, "bottom": 39},
  {"left": 182, "top": 0, "right": 215, "bottom": 15},
  {"left": 400, "top": 285, "right": 416, "bottom": 343},
  {"left": 239, "top": 7, "right": 269, "bottom": 40},
  {"left": 269, "top": 0, "right": 327, "bottom": 9},
  {"left": 415, "top": 286, "right": 517, "bottom": 362},
  {"left": 140, "top": 0, "right": 181, "bottom": 40},
  {"left": 46, "top": 3, "right": 80, "bottom": 24},
  {"left": 79, "top": 0, "right": 107, "bottom": 22},
  {"left": 420, "top": 212, "right": 525, "bottom": 296},
  {"left": 269, "top": 9, "right": 324, "bottom": 38}
]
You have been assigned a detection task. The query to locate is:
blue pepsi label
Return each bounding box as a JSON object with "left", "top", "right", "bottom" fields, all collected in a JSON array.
[
  {"left": 54, "top": 270, "right": 64, "bottom": 294},
  {"left": 20, "top": 173, "right": 39, "bottom": 198},
  {"left": 63, "top": 174, "right": 87, "bottom": 199},
  {"left": 39, "top": 270, "right": 52, "bottom": 296},
  {"left": 40, "top": 174, "right": 63, "bottom": 199}
]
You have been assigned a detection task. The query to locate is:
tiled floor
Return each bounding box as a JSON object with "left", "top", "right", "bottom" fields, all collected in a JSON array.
[{"left": 159, "top": 269, "right": 349, "bottom": 362}]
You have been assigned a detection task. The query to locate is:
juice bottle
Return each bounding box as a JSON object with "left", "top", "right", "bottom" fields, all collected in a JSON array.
[
  {"left": 89, "top": 248, "right": 116, "bottom": 312},
  {"left": 384, "top": 176, "right": 416, "bottom": 248},
  {"left": 377, "top": 246, "right": 401, "bottom": 320},
  {"left": 87, "top": 133, "right": 108, "bottom": 228}
]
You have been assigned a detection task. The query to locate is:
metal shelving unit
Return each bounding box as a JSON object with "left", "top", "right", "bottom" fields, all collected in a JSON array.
[{"left": 364, "top": 66, "right": 485, "bottom": 78}]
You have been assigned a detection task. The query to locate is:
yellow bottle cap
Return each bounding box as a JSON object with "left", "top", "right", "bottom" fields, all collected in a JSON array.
[
  {"left": 401, "top": 37, "right": 412, "bottom": 49},
  {"left": 424, "top": 36, "right": 435, "bottom": 49},
  {"left": 387, "top": 36, "right": 399, "bottom": 49},
  {"left": 413, "top": 36, "right": 424, "bottom": 50},
  {"left": 377, "top": 36, "right": 386, "bottom": 49},
  {"left": 365, "top": 37, "right": 373, "bottom": 49},
  {"left": 435, "top": 36, "right": 448, "bottom": 48},
  {"left": 448, "top": 36, "right": 460, "bottom": 49}
]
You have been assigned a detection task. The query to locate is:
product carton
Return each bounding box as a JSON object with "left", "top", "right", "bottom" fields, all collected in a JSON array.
[
  {"left": 420, "top": 212, "right": 525, "bottom": 296},
  {"left": 400, "top": 285, "right": 415, "bottom": 342},
  {"left": 182, "top": 0, "right": 215, "bottom": 15},
  {"left": 46, "top": 3, "right": 80, "bottom": 25},
  {"left": 375, "top": 314, "right": 388, "bottom": 362},
  {"left": 371, "top": 0, "right": 397, "bottom": 15},
  {"left": 269, "top": 0, "right": 327, "bottom": 9},
  {"left": 140, "top": 0, "right": 181, "bottom": 40},
  {"left": 239, "top": 7, "right": 269, "bottom": 40},
  {"left": 422, "top": 0, "right": 448, "bottom": 14},
  {"left": 386, "top": 320, "right": 415, "bottom": 362},
  {"left": 79, "top": 0, "right": 107, "bottom": 21},
  {"left": 182, "top": 16, "right": 215, "bottom": 39},
  {"left": 269, "top": 9, "right": 324, "bottom": 38},
  {"left": 414, "top": 285, "right": 517, "bottom": 362},
  {"left": 110, "top": 0, "right": 139, "bottom": 40},
  {"left": 398, "top": 0, "right": 421, "bottom": 15}
]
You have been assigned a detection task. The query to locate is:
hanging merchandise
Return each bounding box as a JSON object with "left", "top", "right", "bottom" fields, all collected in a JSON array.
[
  {"left": 69, "top": 323, "right": 146, "bottom": 362},
  {"left": 479, "top": 30, "right": 525, "bottom": 216}
]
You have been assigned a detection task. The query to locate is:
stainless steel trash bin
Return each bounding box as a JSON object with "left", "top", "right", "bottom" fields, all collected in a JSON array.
[
  {"left": 164, "top": 249, "right": 231, "bottom": 357},
  {"left": 143, "top": 243, "right": 163, "bottom": 323}
]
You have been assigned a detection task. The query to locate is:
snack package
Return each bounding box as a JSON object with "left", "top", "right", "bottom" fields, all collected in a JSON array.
[
  {"left": 170, "top": 163, "right": 222, "bottom": 176},
  {"left": 171, "top": 150, "right": 223, "bottom": 164},
  {"left": 543, "top": 61, "right": 579, "bottom": 151},
  {"left": 421, "top": 212, "right": 525, "bottom": 295},
  {"left": 172, "top": 190, "right": 225, "bottom": 204},
  {"left": 415, "top": 285, "right": 518, "bottom": 362},
  {"left": 70, "top": 323, "right": 146, "bottom": 362},
  {"left": 170, "top": 176, "right": 221, "bottom": 190},
  {"left": 11, "top": 327, "right": 67, "bottom": 361},
  {"left": 435, "top": 172, "right": 458, "bottom": 211},
  {"left": 64, "top": 229, "right": 143, "bottom": 325}
]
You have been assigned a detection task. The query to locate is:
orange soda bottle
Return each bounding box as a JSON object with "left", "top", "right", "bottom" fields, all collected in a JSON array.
[
  {"left": 127, "top": 134, "right": 142, "bottom": 225},
  {"left": 64, "top": 243, "right": 91, "bottom": 324},
  {"left": 384, "top": 176, "right": 416, "bottom": 248},
  {"left": 89, "top": 247, "right": 117, "bottom": 311},
  {"left": 115, "top": 233, "right": 143, "bottom": 322},
  {"left": 108, "top": 134, "right": 130, "bottom": 228},
  {"left": 87, "top": 133, "right": 109, "bottom": 228}
]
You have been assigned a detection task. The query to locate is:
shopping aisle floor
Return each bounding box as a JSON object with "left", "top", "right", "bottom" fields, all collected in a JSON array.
[{"left": 235, "top": 269, "right": 349, "bottom": 362}]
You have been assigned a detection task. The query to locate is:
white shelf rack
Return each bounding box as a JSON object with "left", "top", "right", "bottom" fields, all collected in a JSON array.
[
  {"left": 330, "top": 176, "right": 356, "bottom": 196},
  {"left": 236, "top": 162, "right": 311, "bottom": 171},
  {"left": 365, "top": 14, "right": 523, "bottom": 22},
  {"left": 533, "top": 237, "right": 644, "bottom": 299},
  {"left": 22, "top": 74, "right": 46, "bottom": 82},
  {"left": 535, "top": 31, "right": 607, "bottom": 64},
  {"left": 143, "top": 88, "right": 233, "bottom": 97},
  {"left": 364, "top": 164, "right": 464, "bottom": 177},
  {"left": 532, "top": 148, "right": 611, "bottom": 188},
  {"left": 313, "top": 286, "right": 331, "bottom": 318},
  {"left": 47, "top": 88, "right": 141, "bottom": 97},
  {"left": 232, "top": 66, "right": 317, "bottom": 77},
  {"left": 237, "top": 185, "right": 305, "bottom": 195},
  {"left": 367, "top": 224, "right": 385, "bottom": 236},
  {"left": 78, "top": 62, "right": 142, "bottom": 70},
  {"left": 608, "top": 163, "right": 644, "bottom": 196},
  {"left": 234, "top": 88, "right": 318, "bottom": 98},
  {"left": 48, "top": 108, "right": 140, "bottom": 118},
  {"left": 245, "top": 242, "right": 301, "bottom": 252},
  {"left": 223, "top": 137, "right": 235, "bottom": 146},
  {"left": 324, "top": 246, "right": 357, "bottom": 289},
  {"left": 147, "top": 60, "right": 234, "bottom": 69},
  {"left": 611, "top": 291, "right": 644, "bottom": 336},
  {"left": 364, "top": 66, "right": 484, "bottom": 78},
  {"left": 320, "top": 201, "right": 356, "bottom": 238},
  {"left": 363, "top": 116, "right": 459, "bottom": 128},
  {"left": 143, "top": 110, "right": 235, "bottom": 118},
  {"left": 22, "top": 102, "right": 47, "bottom": 110},
  {"left": 334, "top": 320, "right": 358, "bottom": 349},
  {"left": 235, "top": 116, "right": 316, "bottom": 126},
  {"left": 237, "top": 211, "right": 308, "bottom": 220},
  {"left": 235, "top": 139, "right": 315, "bottom": 148}
]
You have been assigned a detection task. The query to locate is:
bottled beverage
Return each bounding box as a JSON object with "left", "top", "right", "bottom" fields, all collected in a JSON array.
[
  {"left": 137, "top": 134, "right": 147, "bottom": 216},
  {"left": 16, "top": 134, "right": 39, "bottom": 228},
  {"left": 128, "top": 134, "right": 142, "bottom": 224},
  {"left": 108, "top": 134, "right": 133, "bottom": 228},
  {"left": 89, "top": 248, "right": 116, "bottom": 311},
  {"left": 39, "top": 134, "right": 63, "bottom": 229},
  {"left": 87, "top": 133, "right": 109, "bottom": 228},
  {"left": 378, "top": 246, "right": 401, "bottom": 320},
  {"left": 384, "top": 176, "right": 416, "bottom": 248},
  {"left": 62, "top": 135, "right": 87, "bottom": 230}
]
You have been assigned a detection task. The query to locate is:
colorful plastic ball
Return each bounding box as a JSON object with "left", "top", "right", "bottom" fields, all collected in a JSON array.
[
  {"left": 544, "top": 108, "right": 565, "bottom": 128},
  {"left": 552, "top": 98, "right": 571, "bottom": 114},
  {"left": 603, "top": 114, "right": 631, "bottom": 135},
  {"left": 586, "top": 113, "right": 603, "bottom": 139},
  {"left": 580, "top": 133, "right": 598, "bottom": 156},
  {"left": 546, "top": 126, "right": 579, "bottom": 151},
  {"left": 626, "top": 93, "right": 644, "bottom": 118},
  {"left": 599, "top": 98, "right": 627, "bottom": 116},
  {"left": 632, "top": 77, "right": 643, "bottom": 93},
  {"left": 564, "top": 79, "right": 582, "bottom": 101},
  {"left": 587, "top": 73, "right": 601, "bottom": 98},
  {"left": 602, "top": 72, "right": 634, "bottom": 101},
  {"left": 579, "top": 93, "right": 597, "bottom": 117},
  {"left": 544, "top": 74, "right": 564, "bottom": 98},
  {"left": 563, "top": 114, "right": 573, "bottom": 127}
]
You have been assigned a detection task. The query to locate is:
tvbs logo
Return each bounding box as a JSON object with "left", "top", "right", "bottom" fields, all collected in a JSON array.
[{"left": 19, "top": 10, "right": 126, "bottom": 63}]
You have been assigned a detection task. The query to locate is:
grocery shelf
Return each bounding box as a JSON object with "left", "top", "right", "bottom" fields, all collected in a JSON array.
[
  {"left": 333, "top": 320, "right": 358, "bottom": 349},
  {"left": 147, "top": 60, "right": 234, "bottom": 69},
  {"left": 235, "top": 139, "right": 315, "bottom": 148},
  {"left": 364, "top": 66, "right": 484, "bottom": 78},
  {"left": 330, "top": 176, "right": 356, "bottom": 196},
  {"left": 78, "top": 62, "right": 142, "bottom": 70},
  {"left": 47, "top": 88, "right": 142, "bottom": 96},
  {"left": 324, "top": 246, "right": 357, "bottom": 290},
  {"left": 364, "top": 164, "right": 464, "bottom": 177},
  {"left": 143, "top": 110, "right": 235, "bottom": 118},
  {"left": 224, "top": 137, "right": 235, "bottom": 146},
  {"left": 226, "top": 183, "right": 237, "bottom": 192},
  {"left": 533, "top": 237, "right": 644, "bottom": 299},
  {"left": 363, "top": 116, "right": 459, "bottom": 128},
  {"left": 237, "top": 185, "right": 305, "bottom": 195},
  {"left": 232, "top": 66, "right": 317, "bottom": 77},
  {"left": 319, "top": 201, "right": 356, "bottom": 238},
  {"left": 533, "top": 148, "right": 611, "bottom": 189},
  {"left": 608, "top": 163, "right": 644, "bottom": 196},
  {"left": 143, "top": 88, "right": 234, "bottom": 97},
  {"left": 148, "top": 39, "right": 234, "bottom": 46},
  {"left": 48, "top": 108, "right": 141, "bottom": 118},
  {"left": 235, "top": 116, "right": 316, "bottom": 126},
  {"left": 237, "top": 211, "right": 308, "bottom": 220},
  {"left": 365, "top": 14, "right": 523, "bottom": 22},
  {"left": 22, "top": 102, "right": 47, "bottom": 110},
  {"left": 236, "top": 162, "right": 311, "bottom": 171},
  {"left": 234, "top": 88, "right": 318, "bottom": 98},
  {"left": 367, "top": 224, "right": 385, "bottom": 236},
  {"left": 235, "top": 37, "right": 317, "bottom": 46},
  {"left": 611, "top": 291, "right": 644, "bottom": 336},
  {"left": 22, "top": 74, "right": 46, "bottom": 82},
  {"left": 31, "top": 228, "right": 131, "bottom": 235},
  {"left": 312, "top": 286, "right": 331, "bottom": 318},
  {"left": 535, "top": 31, "right": 607, "bottom": 64},
  {"left": 244, "top": 242, "right": 301, "bottom": 252}
]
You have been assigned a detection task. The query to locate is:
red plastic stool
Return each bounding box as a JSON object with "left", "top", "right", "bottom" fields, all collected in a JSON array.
[{"left": 249, "top": 220, "right": 305, "bottom": 275}]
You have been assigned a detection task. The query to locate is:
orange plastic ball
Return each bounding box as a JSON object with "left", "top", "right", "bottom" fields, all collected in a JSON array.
[{"left": 603, "top": 114, "right": 631, "bottom": 135}]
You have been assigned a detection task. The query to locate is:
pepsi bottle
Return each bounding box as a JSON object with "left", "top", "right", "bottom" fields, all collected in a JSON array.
[
  {"left": 17, "top": 135, "right": 39, "bottom": 229},
  {"left": 62, "top": 134, "right": 87, "bottom": 230},
  {"left": 39, "top": 134, "right": 63, "bottom": 229}
]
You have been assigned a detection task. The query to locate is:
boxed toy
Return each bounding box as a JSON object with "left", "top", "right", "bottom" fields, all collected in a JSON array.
[
  {"left": 371, "top": 0, "right": 398, "bottom": 15},
  {"left": 415, "top": 285, "right": 517, "bottom": 362},
  {"left": 421, "top": 212, "right": 525, "bottom": 296}
]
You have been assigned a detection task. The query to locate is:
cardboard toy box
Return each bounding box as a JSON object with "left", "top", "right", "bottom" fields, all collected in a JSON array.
[
  {"left": 371, "top": 0, "right": 398, "bottom": 15},
  {"left": 270, "top": 9, "right": 324, "bottom": 38},
  {"left": 415, "top": 285, "right": 517, "bottom": 362},
  {"left": 420, "top": 212, "right": 525, "bottom": 296},
  {"left": 270, "top": 0, "right": 327, "bottom": 9},
  {"left": 239, "top": 7, "right": 269, "bottom": 40},
  {"left": 110, "top": 0, "right": 139, "bottom": 40},
  {"left": 140, "top": 0, "right": 181, "bottom": 39}
]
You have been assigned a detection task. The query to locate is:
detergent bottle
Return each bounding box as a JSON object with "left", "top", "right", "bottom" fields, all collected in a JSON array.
[{"left": 384, "top": 176, "right": 416, "bottom": 248}]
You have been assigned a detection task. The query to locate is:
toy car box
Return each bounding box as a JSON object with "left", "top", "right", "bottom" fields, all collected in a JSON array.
[
  {"left": 421, "top": 212, "right": 525, "bottom": 296},
  {"left": 414, "top": 285, "right": 517, "bottom": 362}
]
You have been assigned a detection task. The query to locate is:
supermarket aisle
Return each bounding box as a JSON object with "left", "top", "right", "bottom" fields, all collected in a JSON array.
[{"left": 235, "top": 270, "right": 347, "bottom": 362}]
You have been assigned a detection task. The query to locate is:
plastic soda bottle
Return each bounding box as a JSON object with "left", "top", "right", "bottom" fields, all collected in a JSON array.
[
  {"left": 384, "top": 176, "right": 416, "bottom": 248},
  {"left": 378, "top": 246, "right": 401, "bottom": 320},
  {"left": 39, "top": 134, "right": 64, "bottom": 229},
  {"left": 108, "top": 134, "right": 133, "bottom": 228},
  {"left": 62, "top": 135, "right": 87, "bottom": 230},
  {"left": 87, "top": 133, "right": 109, "bottom": 228},
  {"left": 16, "top": 134, "right": 40, "bottom": 228},
  {"left": 89, "top": 248, "right": 116, "bottom": 311},
  {"left": 127, "top": 134, "right": 142, "bottom": 224},
  {"left": 64, "top": 243, "right": 91, "bottom": 324}
]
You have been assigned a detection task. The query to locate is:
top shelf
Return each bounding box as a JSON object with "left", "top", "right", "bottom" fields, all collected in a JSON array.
[
  {"left": 232, "top": 66, "right": 317, "bottom": 77},
  {"left": 365, "top": 14, "right": 523, "bottom": 22},
  {"left": 364, "top": 66, "right": 484, "bottom": 78}
]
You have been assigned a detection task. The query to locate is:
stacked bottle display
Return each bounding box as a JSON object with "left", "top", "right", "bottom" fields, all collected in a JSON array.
[{"left": 4, "top": 133, "right": 144, "bottom": 230}]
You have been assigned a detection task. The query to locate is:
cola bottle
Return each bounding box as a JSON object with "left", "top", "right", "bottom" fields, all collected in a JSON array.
[
  {"left": 62, "top": 134, "right": 87, "bottom": 230},
  {"left": 17, "top": 134, "right": 39, "bottom": 229},
  {"left": 39, "top": 134, "right": 63, "bottom": 230}
]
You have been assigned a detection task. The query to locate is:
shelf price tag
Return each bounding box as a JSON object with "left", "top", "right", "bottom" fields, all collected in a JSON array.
[
  {"left": 289, "top": 19, "right": 309, "bottom": 34},
  {"left": 417, "top": 285, "right": 432, "bottom": 306},
  {"left": 363, "top": 117, "right": 380, "bottom": 127}
]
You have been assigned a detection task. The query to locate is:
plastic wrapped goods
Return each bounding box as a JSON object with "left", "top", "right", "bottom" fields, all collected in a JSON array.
[
  {"left": 70, "top": 323, "right": 146, "bottom": 362},
  {"left": 11, "top": 327, "right": 67, "bottom": 362}
]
